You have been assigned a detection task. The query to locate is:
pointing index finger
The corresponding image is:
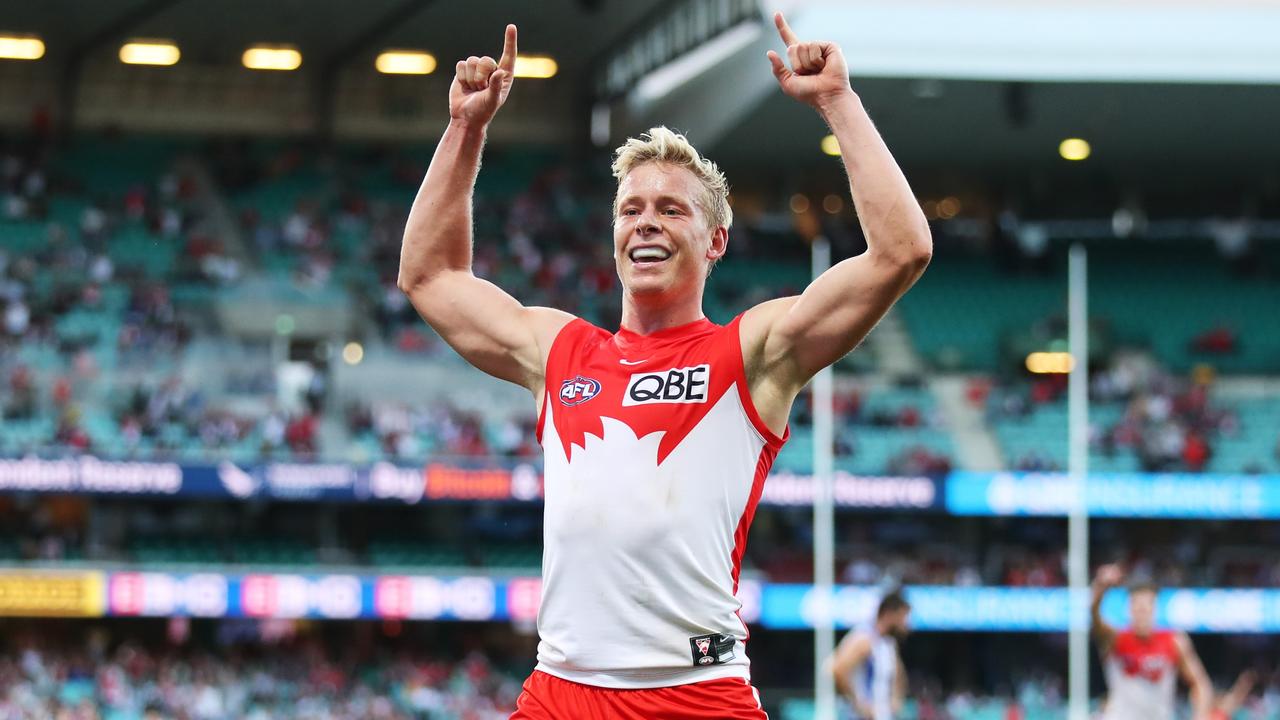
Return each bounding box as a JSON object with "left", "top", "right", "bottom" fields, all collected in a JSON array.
[
  {"left": 774, "top": 12, "right": 800, "bottom": 47},
  {"left": 498, "top": 24, "right": 518, "bottom": 71}
]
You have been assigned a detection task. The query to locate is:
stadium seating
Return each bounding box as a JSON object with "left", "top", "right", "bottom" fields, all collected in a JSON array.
[
  {"left": 1090, "top": 245, "right": 1280, "bottom": 374},
  {"left": 115, "top": 536, "right": 544, "bottom": 571},
  {"left": 3, "top": 4, "right": 1278, "bottom": 714},
  {"left": 776, "top": 384, "right": 954, "bottom": 476},
  {"left": 894, "top": 246, "right": 1280, "bottom": 374},
  {"left": 992, "top": 400, "right": 1134, "bottom": 472},
  {"left": 480, "top": 543, "right": 543, "bottom": 570},
  {"left": 990, "top": 388, "right": 1280, "bottom": 475},
  {"left": 0, "top": 641, "right": 523, "bottom": 718},
  {"left": 1207, "top": 394, "right": 1280, "bottom": 474},
  {"left": 4, "top": 133, "right": 1275, "bottom": 479},
  {"left": 895, "top": 255, "right": 1066, "bottom": 372},
  {"left": 367, "top": 541, "right": 470, "bottom": 569},
  {"left": 130, "top": 536, "right": 221, "bottom": 565}
]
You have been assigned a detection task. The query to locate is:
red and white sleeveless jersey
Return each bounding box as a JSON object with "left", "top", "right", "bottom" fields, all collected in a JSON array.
[
  {"left": 1103, "top": 629, "right": 1180, "bottom": 720},
  {"left": 533, "top": 315, "right": 788, "bottom": 689}
]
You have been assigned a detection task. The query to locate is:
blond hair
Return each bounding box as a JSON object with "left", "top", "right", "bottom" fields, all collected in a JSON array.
[{"left": 611, "top": 126, "right": 732, "bottom": 229}]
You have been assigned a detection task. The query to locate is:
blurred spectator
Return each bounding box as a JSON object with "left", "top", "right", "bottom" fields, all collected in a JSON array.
[
  {"left": 285, "top": 412, "right": 318, "bottom": 456},
  {"left": 887, "top": 445, "right": 952, "bottom": 475},
  {"left": 4, "top": 365, "right": 35, "bottom": 420},
  {"left": 995, "top": 358, "right": 1241, "bottom": 475},
  {"left": 0, "top": 641, "right": 521, "bottom": 719},
  {"left": 1190, "top": 325, "right": 1237, "bottom": 355},
  {"left": 1182, "top": 431, "right": 1210, "bottom": 472}
]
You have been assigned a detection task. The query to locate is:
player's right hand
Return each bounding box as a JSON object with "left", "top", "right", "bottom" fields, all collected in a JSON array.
[
  {"left": 449, "top": 24, "right": 517, "bottom": 126},
  {"left": 1094, "top": 563, "right": 1124, "bottom": 589}
]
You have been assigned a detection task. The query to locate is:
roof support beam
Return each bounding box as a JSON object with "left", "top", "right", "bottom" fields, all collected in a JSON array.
[
  {"left": 58, "top": 0, "right": 185, "bottom": 136},
  {"left": 314, "top": 0, "right": 436, "bottom": 141}
]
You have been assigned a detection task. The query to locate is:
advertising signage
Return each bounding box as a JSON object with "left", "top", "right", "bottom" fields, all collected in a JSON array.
[
  {"left": 946, "top": 471, "right": 1280, "bottom": 518},
  {"left": 0, "top": 455, "right": 943, "bottom": 510},
  {"left": 6, "top": 455, "right": 1280, "bottom": 518},
  {"left": 0, "top": 569, "right": 1278, "bottom": 633},
  {"left": 0, "top": 571, "right": 106, "bottom": 617},
  {"left": 101, "top": 572, "right": 761, "bottom": 624},
  {"left": 759, "top": 585, "right": 1280, "bottom": 634}
]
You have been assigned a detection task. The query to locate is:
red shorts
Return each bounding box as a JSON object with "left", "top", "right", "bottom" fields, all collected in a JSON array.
[{"left": 511, "top": 670, "right": 768, "bottom": 719}]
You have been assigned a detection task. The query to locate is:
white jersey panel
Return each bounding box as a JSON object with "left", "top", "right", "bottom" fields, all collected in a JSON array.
[
  {"left": 1103, "top": 656, "right": 1176, "bottom": 720},
  {"left": 535, "top": 389, "right": 767, "bottom": 688}
]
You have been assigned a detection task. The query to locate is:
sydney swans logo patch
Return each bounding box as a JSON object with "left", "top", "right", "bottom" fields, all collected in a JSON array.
[
  {"left": 689, "top": 633, "right": 735, "bottom": 666},
  {"left": 559, "top": 376, "right": 601, "bottom": 406}
]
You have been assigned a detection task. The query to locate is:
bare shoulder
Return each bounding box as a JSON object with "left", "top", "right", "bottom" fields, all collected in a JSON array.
[
  {"left": 1173, "top": 630, "right": 1196, "bottom": 653},
  {"left": 842, "top": 630, "right": 873, "bottom": 649},
  {"left": 525, "top": 306, "right": 579, "bottom": 366},
  {"left": 834, "top": 631, "right": 873, "bottom": 661},
  {"left": 523, "top": 307, "right": 579, "bottom": 412},
  {"left": 738, "top": 296, "right": 799, "bottom": 372},
  {"left": 738, "top": 297, "right": 803, "bottom": 436}
]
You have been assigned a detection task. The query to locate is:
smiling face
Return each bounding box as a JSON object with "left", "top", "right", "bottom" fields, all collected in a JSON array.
[{"left": 613, "top": 162, "right": 727, "bottom": 303}]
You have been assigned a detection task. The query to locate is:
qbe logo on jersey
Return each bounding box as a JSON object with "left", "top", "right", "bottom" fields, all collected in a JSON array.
[{"left": 623, "top": 364, "right": 710, "bottom": 406}]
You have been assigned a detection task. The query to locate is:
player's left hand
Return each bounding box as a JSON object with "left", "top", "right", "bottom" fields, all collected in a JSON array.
[{"left": 766, "top": 11, "right": 853, "bottom": 111}]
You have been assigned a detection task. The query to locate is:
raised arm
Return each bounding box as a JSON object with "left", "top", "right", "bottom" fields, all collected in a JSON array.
[
  {"left": 1091, "top": 563, "right": 1123, "bottom": 655},
  {"left": 1175, "top": 632, "right": 1213, "bottom": 720},
  {"left": 741, "top": 12, "right": 931, "bottom": 405},
  {"left": 397, "top": 24, "right": 573, "bottom": 397},
  {"left": 1216, "top": 669, "right": 1257, "bottom": 718}
]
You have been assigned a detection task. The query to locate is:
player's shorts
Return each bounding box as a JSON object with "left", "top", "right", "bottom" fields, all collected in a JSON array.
[{"left": 511, "top": 670, "right": 768, "bottom": 719}]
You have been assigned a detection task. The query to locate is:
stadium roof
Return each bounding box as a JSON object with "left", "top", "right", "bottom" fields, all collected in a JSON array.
[
  {"left": 3, "top": 0, "right": 664, "bottom": 72},
  {"left": 4, "top": 0, "right": 1278, "bottom": 192}
]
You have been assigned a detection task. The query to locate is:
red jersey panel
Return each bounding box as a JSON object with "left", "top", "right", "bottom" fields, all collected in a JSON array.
[
  {"left": 511, "top": 670, "right": 767, "bottom": 719},
  {"left": 534, "top": 316, "right": 787, "bottom": 689}
]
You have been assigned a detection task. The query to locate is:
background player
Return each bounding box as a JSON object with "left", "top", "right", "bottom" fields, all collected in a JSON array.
[
  {"left": 1092, "top": 563, "right": 1212, "bottom": 720},
  {"left": 829, "top": 590, "right": 910, "bottom": 720},
  {"left": 397, "top": 12, "right": 931, "bottom": 718}
]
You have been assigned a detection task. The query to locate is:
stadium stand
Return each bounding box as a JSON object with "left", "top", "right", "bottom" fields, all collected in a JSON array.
[
  {"left": 3, "top": 0, "right": 1280, "bottom": 716},
  {"left": 989, "top": 361, "right": 1280, "bottom": 474},
  {"left": 2, "top": 124, "right": 1278, "bottom": 720},
  {"left": 10, "top": 132, "right": 1279, "bottom": 477},
  {"left": 0, "top": 624, "right": 524, "bottom": 720}
]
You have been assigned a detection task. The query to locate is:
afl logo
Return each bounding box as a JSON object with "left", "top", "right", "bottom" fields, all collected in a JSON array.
[{"left": 559, "top": 376, "right": 601, "bottom": 406}]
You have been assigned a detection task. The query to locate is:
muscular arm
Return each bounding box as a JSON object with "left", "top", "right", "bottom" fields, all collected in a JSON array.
[
  {"left": 396, "top": 25, "right": 573, "bottom": 398},
  {"left": 1091, "top": 578, "right": 1117, "bottom": 656},
  {"left": 829, "top": 633, "right": 875, "bottom": 717},
  {"left": 1175, "top": 632, "right": 1212, "bottom": 720},
  {"left": 743, "top": 14, "right": 930, "bottom": 419},
  {"left": 1217, "top": 670, "right": 1256, "bottom": 716}
]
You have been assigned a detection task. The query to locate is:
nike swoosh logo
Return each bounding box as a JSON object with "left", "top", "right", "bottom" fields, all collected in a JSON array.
[{"left": 619, "top": 358, "right": 649, "bottom": 366}]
